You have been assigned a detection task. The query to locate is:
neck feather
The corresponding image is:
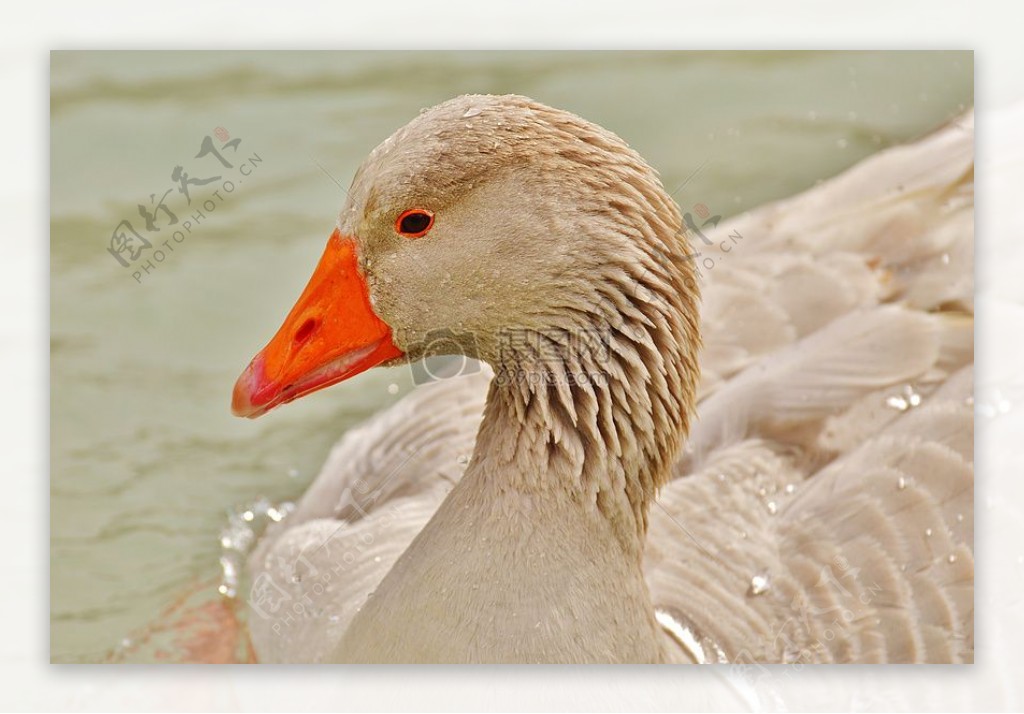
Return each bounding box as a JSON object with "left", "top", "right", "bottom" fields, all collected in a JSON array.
[{"left": 471, "top": 220, "right": 701, "bottom": 551}]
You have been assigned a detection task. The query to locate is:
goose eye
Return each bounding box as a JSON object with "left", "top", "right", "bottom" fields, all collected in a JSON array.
[{"left": 396, "top": 209, "right": 434, "bottom": 238}]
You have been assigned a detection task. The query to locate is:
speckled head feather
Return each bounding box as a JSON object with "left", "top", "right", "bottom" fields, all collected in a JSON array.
[{"left": 339, "top": 94, "right": 701, "bottom": 545}]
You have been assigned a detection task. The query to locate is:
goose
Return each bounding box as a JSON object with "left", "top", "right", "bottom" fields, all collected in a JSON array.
[{"left": 232, "top": 95, "right": 974, "bottom": 664}]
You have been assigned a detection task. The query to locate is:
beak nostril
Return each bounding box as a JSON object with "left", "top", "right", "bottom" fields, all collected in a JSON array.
[{"left": 294, "top": 318, "right": 319, "bottom": 346}]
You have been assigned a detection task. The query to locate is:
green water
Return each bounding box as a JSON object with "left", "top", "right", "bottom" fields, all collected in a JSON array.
[{"left": 50, "top": 50, "right": 972, "bottom": 662}]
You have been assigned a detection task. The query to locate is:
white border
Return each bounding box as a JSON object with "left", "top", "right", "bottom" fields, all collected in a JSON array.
[{"left": 9, "top": 0, "right": 1024, "bottom": 711}]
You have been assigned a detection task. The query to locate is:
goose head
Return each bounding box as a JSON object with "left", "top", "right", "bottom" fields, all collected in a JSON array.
[{"left": 232, "top": 94, "right": 700, "bottom": 491}]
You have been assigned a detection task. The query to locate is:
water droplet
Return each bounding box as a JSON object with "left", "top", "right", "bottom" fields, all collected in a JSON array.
[
  {"left": 897, "top": 476, "right": 907, "bottom": 490},
  {"left": 462, "top": 107, "right": 482, "bottom": 118},
  {"left": 749, "top": 574, "right": 771, "bottom": 596},
  {"left": 217, "top": 498, "right": 293, "bottom": 599},
  {"left": 948, "top": 554, "right": 957, "bottom": 563},
  {"left": 888, "top": 393, "right": 913, "bottom": 409},
  {"left": 766, "top": 500, "right": 778, "bottom": 515},
  {"left": 457, "top": 454, "right": 470, "bottom": 466},
  {"left": 886, "top": 384, "right": 922, "bottom": 411},
  {"left": 956, "top": 513, "right": 964, "bottom": 523},
  {"left": 287, "top": 468, "right": 299, "bottom": 479},
  {"left": 373, "top": 555, "right": 381, "bottom": 563},
  {"left": 784, "top": 483, "right": 796, "bottom": 494},
  {"left": 387, "top": 383, "right": 399, "bottom": 395},
  {"left": 925, "top": 528, "right": 933, "bottom": 537},
  {"left": 941, "top": 253, "right": 951, "bottom": 265}
]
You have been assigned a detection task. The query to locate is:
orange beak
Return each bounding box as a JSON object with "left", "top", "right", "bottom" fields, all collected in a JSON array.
[{"left": 231, "top": 229, "right": 403, "bottom": 418}]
